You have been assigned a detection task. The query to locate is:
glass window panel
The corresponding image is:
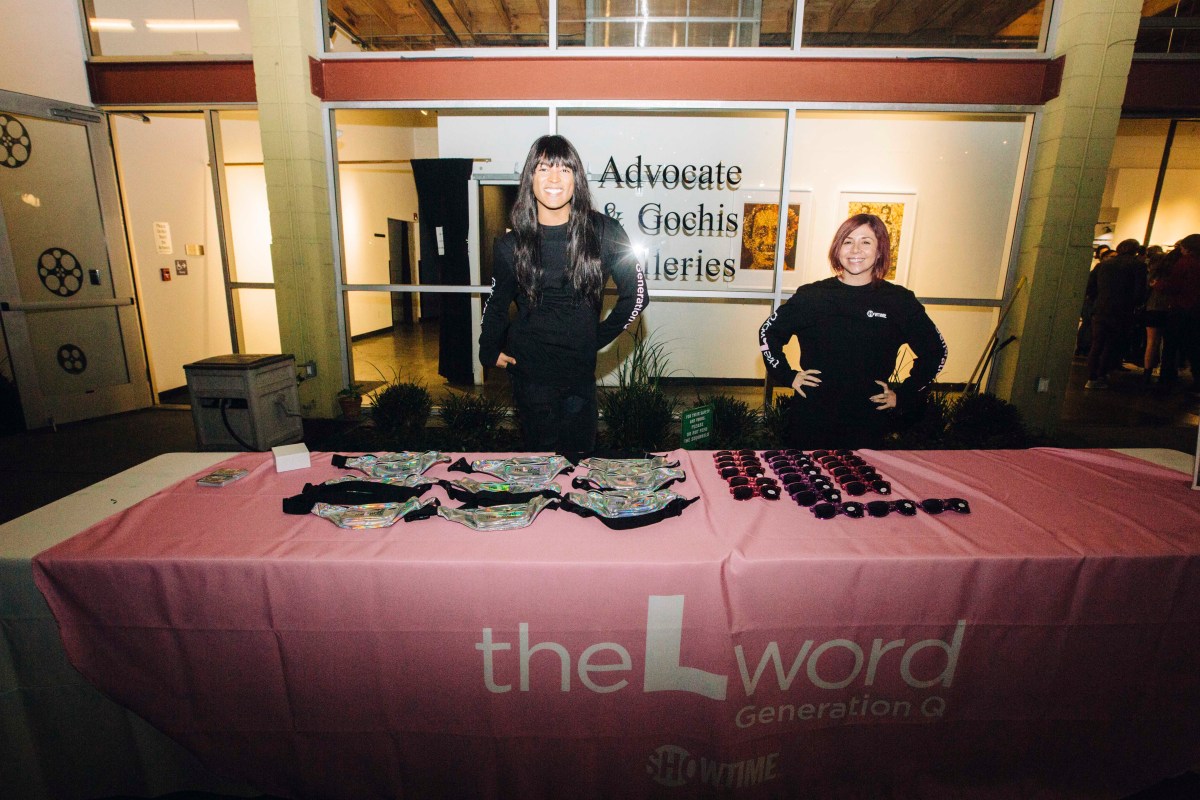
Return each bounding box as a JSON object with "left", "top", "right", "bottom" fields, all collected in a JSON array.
[
  {"left": 346, "top": 289, "right": 494, "bottom": 396},
  {"left": 1103, "top": 119, "right": 1171, "bottom": 248},
  {"left": 801, "top": 0, "right": 1045, "bottom": 50},
  {"left": 325, "top": 0, "right": 549, "bottom": 51},
  {"left": 334, "top": 109, "right": 433, "bottom": 288},
  {"left": 597, "top": 296, "right": 775, "bottom": 388},
  {"left": 85, "top": 0, "right": 251, "bottom": 57},
  {"left": 111, "top": 112, "right": 232, "bottom": 392},
  {"left": 583, "top": 111, "right": 782, "bottom": 285},
  {"left": 1148, "top": 120, "right": 1200, "bottom": 246},
  {"left": 565, "top": 0, "right": 788, "bottom": 47},
  {"left": 787, "top": 111, "right": 1027, "bottom": 297},
  {"left": 1136, "top": 0, "right": 1200, "bottom": 54},
  {"left": 231, "top": 288, "right": 280, "bottom": 354},
  {"left": 218, "top": 111, "right": 273, "bottom": 285},
  {"left": 559, "top": 109, "right": 788, "bottom": 295}
]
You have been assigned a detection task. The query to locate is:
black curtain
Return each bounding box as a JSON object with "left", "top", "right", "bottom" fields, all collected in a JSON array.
[{"left": 411, "top": 158, "right": 475, "bottom": 385}]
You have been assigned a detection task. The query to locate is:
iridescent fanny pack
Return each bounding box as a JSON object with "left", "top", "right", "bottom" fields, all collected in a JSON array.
[
  {"left": 561, "top": 489, "right": 698, "bottom": 530},
  {"left": 283, "top": 475, "right": 435, "bottom": 515},
  {"left": 448, "top": 455, "right": 574, "bottom": 482},
  {"left": 437, "top": 495, "right": 558, "bottom": 531},
  {"left": 578, "top": 455, "right": 680, "bottom": 472},
  {"left": 312, "top": 496, "right": 440, "bottom": 529},
  {"left": 438, "top": 476, "right": 563, "bottom": 507},
  {"left": 332, "top": 451, "right": 450, "bottom": 479},
  {"left": 571, "top": 466, "right": 686, "bottom": 492}
]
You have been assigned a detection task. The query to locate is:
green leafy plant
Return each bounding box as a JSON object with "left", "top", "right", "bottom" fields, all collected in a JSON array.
[
  {"left": 944, "top": 391, "right": 1031, "bottom": 449},
  {"left": 760, "top": 392, "right": 797, "bottom": 446},
  {"left": 436, "top": 390, "right": 511, "bottom": 451},
  {"left": 884, "top": 387, "right": 955, "bottom": 449},
  {"left": 369, "top": 377, "right": 433, "bottom": 449},
  {"left": 599, "top": 329, "right": 678, "bottom": 453},
  {"left": 703, "top": 393, "right": 761, "bottom": 450},
  {"left": 337, "top": 383, "right": 365, "bottom": 399},
  {"left": 886, "top": 390, "right": 1031, "bottom": 450}
]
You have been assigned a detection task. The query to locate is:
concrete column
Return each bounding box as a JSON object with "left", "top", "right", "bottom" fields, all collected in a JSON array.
[
  {"left": 990, "top": 0, "right": 1142, "bottom": 433},
  {"left": 248, "top": 0, "right": 341, "bottom": 417}
]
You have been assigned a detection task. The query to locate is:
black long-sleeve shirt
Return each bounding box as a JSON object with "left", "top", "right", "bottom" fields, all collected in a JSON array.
[
  {"left": 479, "top": 213, "right": 648, "bottom": 386},
  {"left": 759, "top": 277, "right": 947, "bottom": 415}
]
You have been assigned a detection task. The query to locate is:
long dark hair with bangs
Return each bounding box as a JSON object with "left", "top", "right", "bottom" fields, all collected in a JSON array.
[
  {"left": 510, "top": 135, "right": 603, "bottom": 308},
  {"left": 827, "top": 213, "right": 891, "bottom": 283}
]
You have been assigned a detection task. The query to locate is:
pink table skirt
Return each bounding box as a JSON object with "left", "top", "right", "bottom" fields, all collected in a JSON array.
[{"left": 33, "top": 448, "right": 1200, "bottom": 799}]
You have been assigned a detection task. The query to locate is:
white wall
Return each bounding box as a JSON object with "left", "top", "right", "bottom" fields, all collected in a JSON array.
[
  {"left": 1104, "top": 119, "right": 1200, "bottom": 249},
  {"left": 112, "top": 114, "right": 232, "bottom": 393},
  {"left": 1, "top": 0, "right": 91, "bottom": 104}
]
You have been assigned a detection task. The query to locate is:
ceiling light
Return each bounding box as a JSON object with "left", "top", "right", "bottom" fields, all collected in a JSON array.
[
  {"left": 145, "top": 19, "right": 241, "bottom": 33},
  {"left": 89, "top": 18, "right": 134, "bottom": 31}
]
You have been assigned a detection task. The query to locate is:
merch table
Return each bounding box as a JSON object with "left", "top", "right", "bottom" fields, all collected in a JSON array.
[{"left": 28, "top": 448, "right": 1200, "bottom": 799}]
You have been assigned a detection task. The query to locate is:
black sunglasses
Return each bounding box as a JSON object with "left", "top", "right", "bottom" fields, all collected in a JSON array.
[
  {"left": 840, "top": 479, "right": 892, "bottom": 497},
  {"left": 866, "top": 499, "right": 918, "bottom": 518},
  {"left": 920, "top": 498, "right": 971, "bottom": 514},
  {"left": 790, "top": 487, "right": 842, "bottom": 507},
  {"left": 731, "top": 481, "right": 781, "bottom": 500},
  {"left": 811, "top": 501, "right": 866, "bottom": 520}
]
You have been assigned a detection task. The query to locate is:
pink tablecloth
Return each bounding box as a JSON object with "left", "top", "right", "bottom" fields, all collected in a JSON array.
[{"left": 33, "top": 448, "right": 1200, "bottom": 799}]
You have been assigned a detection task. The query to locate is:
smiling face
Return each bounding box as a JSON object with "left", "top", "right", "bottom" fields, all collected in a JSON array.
[
  {"left": 532, "top": 160, "right": 575, "bottom": 225},
  {"left": 836, "top": 224, "right": 879, "bottom": 286}
]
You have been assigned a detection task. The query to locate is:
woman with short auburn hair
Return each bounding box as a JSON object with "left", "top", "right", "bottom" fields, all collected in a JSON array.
[{"left": 759, "top": 213, "right": 946, "bottom": 449}]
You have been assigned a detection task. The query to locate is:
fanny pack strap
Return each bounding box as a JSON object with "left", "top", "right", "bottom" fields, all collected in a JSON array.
[{"left": 283, "top": 480, "right": 432, "bottom": 515}]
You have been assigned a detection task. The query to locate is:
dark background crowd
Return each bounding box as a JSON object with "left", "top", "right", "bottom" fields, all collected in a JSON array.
[{"left": 1078, "top": 234, "right": 1200, "bottom": 394}]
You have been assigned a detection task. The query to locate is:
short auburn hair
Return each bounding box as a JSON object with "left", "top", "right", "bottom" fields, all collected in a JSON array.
[{"left": 827, "top": 213, "right": 891, "bottom": 283}]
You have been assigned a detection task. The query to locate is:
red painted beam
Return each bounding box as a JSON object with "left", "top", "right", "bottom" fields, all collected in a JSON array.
[
  {"left": 310, "top": 56, "right": 1064, "bottom": 106},
  {"left": 84, "top": 55, "right": 1065, "bottom": 108},
  {"left": 1124, "top": 60, "right": 1200, "bottom": 115},
  {"left": 88, "top": 61, "right": 256, "bottom": 105}
]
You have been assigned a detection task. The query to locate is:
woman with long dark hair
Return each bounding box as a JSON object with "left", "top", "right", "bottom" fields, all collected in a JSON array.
[
  {"left": 480, "top": 135, "right": 648, "bottom": 453},
  {"left": 758, "top": 213, "right": 946, "bottom": 449}
]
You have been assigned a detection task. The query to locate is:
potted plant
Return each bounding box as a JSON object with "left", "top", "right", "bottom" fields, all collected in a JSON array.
[
  {"left": 370, "top": 377, "right": 433, "bottom": 448},
  {"left": 336, "top": 383, "right": 365, "bottom": 419}
]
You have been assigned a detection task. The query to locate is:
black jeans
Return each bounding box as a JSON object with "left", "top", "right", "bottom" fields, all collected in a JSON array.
[{"left": 510, "top": 376, "right": 598, "bottom": 454}]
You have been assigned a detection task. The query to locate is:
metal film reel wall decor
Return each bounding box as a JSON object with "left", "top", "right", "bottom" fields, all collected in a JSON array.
[
  {"left": 38, "top": 248, "right": 84, "bottom": 297},
  {"left": 0, "top": 113, "right": 32, "bottom": 169},
  {"left": 57, "top": 344, "right": 87, "bottom": 374}
]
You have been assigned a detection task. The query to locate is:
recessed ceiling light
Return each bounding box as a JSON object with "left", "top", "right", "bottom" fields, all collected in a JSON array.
[
  {"left": 145, "top": 19, "right": 241, "bottom": 33},
  {"left": 89, "top": 18, "right": 134, "bottom": 31}
]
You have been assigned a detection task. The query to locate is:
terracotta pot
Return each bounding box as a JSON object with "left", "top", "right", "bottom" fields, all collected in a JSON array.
[{"left": 337, "top": 395, "right": 363, "bottom": 419}]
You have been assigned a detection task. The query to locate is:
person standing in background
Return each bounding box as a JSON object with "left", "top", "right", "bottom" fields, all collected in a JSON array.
[
  {"left": 1142, "top": 244, "right": 1170, "bottom": 383},
  {"left": 1084, "top": 238, "right": 1147, "bottom": 390},
  {"left": 1158, "top": 234, "right": 1200, "bottom": 393}
]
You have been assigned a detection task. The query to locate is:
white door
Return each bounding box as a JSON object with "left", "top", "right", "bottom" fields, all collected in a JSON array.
[{"left": 0, "top": 92, "right": 151, "bottom": 429}]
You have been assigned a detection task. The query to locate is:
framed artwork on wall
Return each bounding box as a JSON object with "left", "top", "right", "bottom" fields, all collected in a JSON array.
[
  {"left": 737, "top": 190, "right": 813, "bottom": 273},
  {"left": 838, "top": 192, "right": 917, "bottom": 285}
]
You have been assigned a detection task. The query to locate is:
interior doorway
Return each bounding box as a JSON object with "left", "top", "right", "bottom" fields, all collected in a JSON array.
[{"left": 110, "top": 110, "right": 278, "bottom": 405}]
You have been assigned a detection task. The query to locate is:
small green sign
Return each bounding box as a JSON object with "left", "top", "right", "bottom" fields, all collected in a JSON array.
[{"left": 681, "top": 404, "right": 714, "bottom": 449}]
